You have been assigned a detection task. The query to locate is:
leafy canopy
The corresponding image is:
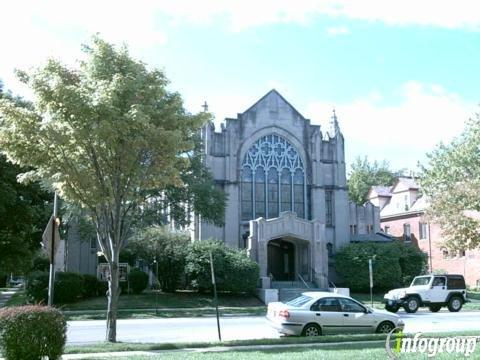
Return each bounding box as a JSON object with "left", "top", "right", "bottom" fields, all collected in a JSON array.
[
  {"left": 420, "top": 112, "right": 480, "bottom": 250},
  {"left": 348, "top": 156, "right": 396, "bottom": 205},
  {"left": 0, "top": 36, "right": 208, "bottom": 261},
  {"left": 0, "top": 83, "right": 52, "bottom": 275}
]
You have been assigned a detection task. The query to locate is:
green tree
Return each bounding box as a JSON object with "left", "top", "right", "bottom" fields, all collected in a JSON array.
[
  {"left": 127, "top": 226, "right": 190, "bottom": 292},
  {"left": 421, "top": 113, "right": 480, "bottom": 251},
  {"left": 0, "top": 83, "right": 52, "bottom": 284},
  {"left": 347, "top": 156, "right": 396, "bottom": 205},
  {"left": 0, "top": 37, "right": 207, "bottom": 341},
  {"left": 335, "top": 242, "right": 426, "bottom": 292}
]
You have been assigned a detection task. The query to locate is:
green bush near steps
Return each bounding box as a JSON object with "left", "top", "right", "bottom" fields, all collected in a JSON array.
[
  {"left": 185, "top": 240, "right": 259, "bottom": 294},
  {"left": 128, "top": 268, "right": 149, "bottom": 294},
  {"left": 0, "top": 305, "right": 67, "bottom": 360}
]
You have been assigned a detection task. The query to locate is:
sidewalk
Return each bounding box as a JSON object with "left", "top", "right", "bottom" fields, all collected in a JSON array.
[{"left": 0, "top": 288, "right": 18, "bottom": 308}]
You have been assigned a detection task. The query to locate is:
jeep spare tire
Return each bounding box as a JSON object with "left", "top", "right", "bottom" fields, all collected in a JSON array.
[{"left": 404, "top": 296, "right": 420, "bottom": 313}]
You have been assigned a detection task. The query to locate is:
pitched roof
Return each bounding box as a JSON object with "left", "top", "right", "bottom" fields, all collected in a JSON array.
[
  {"left": 370, "top": 186, "right": 392, "bottom": 197},
  {"left": 350, "top": 232, "right": 395, "bottom": 243},
  {"left": 394, "top": 177, "right": 420, "bottom": 191},
  {"left": 242, "top": 89, "right": 306, "bottom": 119}
]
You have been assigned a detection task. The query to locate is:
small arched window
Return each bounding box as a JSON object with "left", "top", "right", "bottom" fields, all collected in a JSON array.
[{"left": 327, "top": 242, "right": 333, "bottom": 257}]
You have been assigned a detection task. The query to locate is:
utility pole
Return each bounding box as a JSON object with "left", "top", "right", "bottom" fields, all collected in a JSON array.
[
  {"left": 369, "top": 258, "right": 373, "bottom": 308},
  {"left": 210, "top": 251, "right": 221, "bottom": 341},
  {"left": 48, "top": 192, "right": 58, "bottom": 306}
]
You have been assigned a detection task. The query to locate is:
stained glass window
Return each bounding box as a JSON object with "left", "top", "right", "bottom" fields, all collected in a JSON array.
[{"left": 241, "top": 135, "right": 306, "bottom": 220}]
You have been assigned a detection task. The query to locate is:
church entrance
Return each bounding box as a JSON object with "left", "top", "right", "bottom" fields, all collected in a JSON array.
[{"left": 267, "top": 239, "right": 295, "bottom": 281}]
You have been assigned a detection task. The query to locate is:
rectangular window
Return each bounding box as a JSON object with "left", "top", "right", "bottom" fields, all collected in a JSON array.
[
  {"left": 419, "top": 222, "right": 427, "bottom": 240},
  {"left": 241, "top": 182, "right": 253, "bottom": 221},
  {"left": 350, "top": 224, "right": 357, "bottom": 235},
  {"left": 90, "top": 236, "right": 97, "bottom": 249},
  {"left": 384, "top": 225, "right": 390, "bottom": 234},
  {"left": 325, "top": 190, "right": 334, "bottom": 227},
  {"left": 403, "top": 223, "right": 411, "bottom": 242},
  {"left": 255, "top": 182, "right": 265, "bottom": 218}
]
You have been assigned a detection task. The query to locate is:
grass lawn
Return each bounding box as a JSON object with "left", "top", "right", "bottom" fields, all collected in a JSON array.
[
  {"left": 82, "top": 341, "right": 480, "bottom": 359},
  {"left": 62, "top": 290, "right": 263, "bottom": 311}
]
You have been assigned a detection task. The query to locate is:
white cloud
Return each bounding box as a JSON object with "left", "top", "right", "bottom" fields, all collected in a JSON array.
[
  {"left": 305, "top": 82, "right": 475, "bottom": 170},
  {"left": 156, "top": 0, "right": 480, "bottom": 31},
  {"left": 0, "top": 1, "right": 168, "bottom": 96},
  {"left": 326, "top": 26, "right": 350, "bottom": 36}
]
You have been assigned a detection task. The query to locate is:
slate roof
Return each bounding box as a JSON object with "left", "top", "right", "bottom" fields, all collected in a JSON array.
[
  {"left": 350, "top": 232, "right": 395, "bottom": 243},
  {"left": 370, "top": 186, "right": 392, "bottom": 197}
]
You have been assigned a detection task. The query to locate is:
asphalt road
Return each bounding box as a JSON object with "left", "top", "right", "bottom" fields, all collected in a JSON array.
[{"left": 67, "top": 310, "right": 480, "bottom": 345}]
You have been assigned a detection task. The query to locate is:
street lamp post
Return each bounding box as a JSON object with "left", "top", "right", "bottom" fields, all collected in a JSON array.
[{"left": 153, "top": 259, "right": 159, "bottom": 315}]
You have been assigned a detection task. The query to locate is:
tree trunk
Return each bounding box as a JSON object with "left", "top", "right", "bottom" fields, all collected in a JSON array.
[{"left": 106, "top": 260, "right": 120, "bottom": 342}]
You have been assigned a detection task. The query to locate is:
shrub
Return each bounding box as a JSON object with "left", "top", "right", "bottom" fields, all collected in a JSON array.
[
  {"left": 223, "top": 249, "right": 259, "bottom": 293},
  {"left": 53, "top": 272, "right": 84, "bottom": 303},
  {"left": 31, "top": 254, "right": 50, "bottom": 272},
  {"left": 185, "top": 240, "right": 227, "bottom": 291},
  {"left": 0, "top": 305, "right": 67, "bottom": 360},
  {"left": 185, "top": 240, "right": 259, "bottom": 294},
  {"left": 96, "top": 280, "right": 109, "bottom": 297},
  {"left": 82, "top": 274, "right": 99, "bottom": 298},
  {"left": 128, "top": 268, "right": 148, "bottom": 294},
  {"left": 335, "top": 242, "right": 428, "bottom": 292},
  {"left": 127, "top": 227, "right": 190, "bottom": 292},
  {"left": 25, "top": 271, "right": 49, "bottom": 303}
]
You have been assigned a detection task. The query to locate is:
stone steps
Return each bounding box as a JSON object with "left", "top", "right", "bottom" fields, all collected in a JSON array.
[{"left": 278, "top": 287, "right": 330, "bottom": 302}]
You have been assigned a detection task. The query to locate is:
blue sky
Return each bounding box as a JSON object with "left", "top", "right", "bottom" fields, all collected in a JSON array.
[{"left": 2, "top": 1, "right": 479, "bottom": 173}]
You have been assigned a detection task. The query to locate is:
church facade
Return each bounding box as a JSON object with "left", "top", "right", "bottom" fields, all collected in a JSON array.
[
  {"left": 195, "top": 90, "right": 380, "bottom": 288},
  {"left": 63, "top": 90, "right": 381, "bottom": 288}
]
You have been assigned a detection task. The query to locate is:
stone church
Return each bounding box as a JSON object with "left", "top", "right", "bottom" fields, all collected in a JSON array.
[
  {"left": 64, "top": 90, "right": 382, "bottom": 290},
  {"left": 194, "top": 90, "right": 381, "bottom": 289}
]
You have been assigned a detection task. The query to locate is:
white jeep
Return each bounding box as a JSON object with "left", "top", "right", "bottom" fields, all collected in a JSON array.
[{"left": 384, "top": 274, "right": 467, "bottom": 313}]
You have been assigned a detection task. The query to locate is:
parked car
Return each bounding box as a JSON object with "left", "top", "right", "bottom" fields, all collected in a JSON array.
[
  {"left": 266, "top": 291, "right": 404, "bottom": 336},
  {"left": 384, "top": 274, "right": 467, "bottom": 313}
]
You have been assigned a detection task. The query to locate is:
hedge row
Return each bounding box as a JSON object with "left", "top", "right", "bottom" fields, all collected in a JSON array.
[{"left": 26, "top": 268, "right": 149, "bottom": 304}]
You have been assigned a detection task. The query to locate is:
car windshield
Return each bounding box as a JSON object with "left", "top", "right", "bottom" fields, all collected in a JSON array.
[
  {"left": 411, "top": 276, "right": 432, "bottom": 286},
  {"left": 285, "top": 295, "right": 313, "bottom": 307}
]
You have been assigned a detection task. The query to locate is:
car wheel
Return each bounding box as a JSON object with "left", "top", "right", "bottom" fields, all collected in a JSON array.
[
  {"left": 376, "top": 321, "right": 395, "bottom": 334},
  {"left": 447, "top": 296, "right": 463, "bottom": 312},
  {"left": 429, "top": 305, "right": 441, "bottom": 312},
  {"left": 385, "top": 304, "right": 400, "bottom": 313},
  {"left": 404, "top": 296, "right": 419, "bottom": 313},
  {"left": 302, "top": 323, "right": 322, "bottom": 337}
]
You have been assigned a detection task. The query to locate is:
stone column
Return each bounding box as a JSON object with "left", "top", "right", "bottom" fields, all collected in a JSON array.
[{"left": 312, "top": 219, "right": 328, "bottom": 288}]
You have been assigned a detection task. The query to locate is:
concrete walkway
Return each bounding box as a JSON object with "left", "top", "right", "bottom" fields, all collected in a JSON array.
[{"left": 0, "top": 288, "right": 18, "bottom": 307}]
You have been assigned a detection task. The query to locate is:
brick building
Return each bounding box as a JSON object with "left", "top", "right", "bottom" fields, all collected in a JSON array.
[{"left": 368, "top": 177, "right": 480, "bottom": 288}]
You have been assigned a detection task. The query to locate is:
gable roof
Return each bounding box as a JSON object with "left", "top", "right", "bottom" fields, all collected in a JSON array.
[
  {"left": 242, "top": 89, "right": 307, "bottom": 120},
  {"left": 368, "top": 186, "right": 392, "bottom": 198},
  {"left": 391, "top": 177, "right": 420, "bottom": 193}
]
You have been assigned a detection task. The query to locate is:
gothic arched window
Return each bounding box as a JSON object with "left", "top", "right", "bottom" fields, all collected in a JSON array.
[{"left": 241, "top": 134, "right": 306, "bottom": 220}]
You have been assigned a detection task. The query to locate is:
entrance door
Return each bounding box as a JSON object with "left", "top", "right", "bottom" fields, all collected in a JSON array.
[{"left": 267, "top": 239, "right": 294, "bottom": 281}]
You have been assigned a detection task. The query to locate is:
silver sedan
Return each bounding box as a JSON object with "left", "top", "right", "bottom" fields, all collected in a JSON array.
[{"left": 266, "top": 291, "right": 404, "bottom": 336}]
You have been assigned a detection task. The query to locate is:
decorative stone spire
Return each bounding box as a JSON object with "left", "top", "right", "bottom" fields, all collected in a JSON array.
[{"left": 329, "top": 108, "right": 341, "bottom": 138}]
